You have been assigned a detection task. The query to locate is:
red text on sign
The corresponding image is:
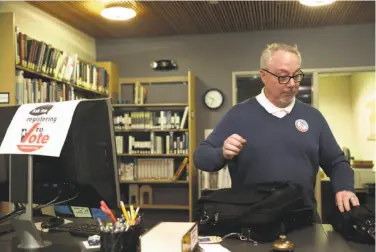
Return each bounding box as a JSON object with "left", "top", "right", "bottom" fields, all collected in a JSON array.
[{"left": 18, "top": 123, "right": 50, "bottom": 153}]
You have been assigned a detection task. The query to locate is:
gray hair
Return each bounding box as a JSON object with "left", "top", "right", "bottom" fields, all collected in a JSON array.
[{"left": 260, "top": 43, "right": 302, "bottom": 69}]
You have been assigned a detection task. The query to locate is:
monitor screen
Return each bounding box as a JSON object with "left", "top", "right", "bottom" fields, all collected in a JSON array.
[{"left": 0, "top": 99, "right": 120, "bottom": 210}]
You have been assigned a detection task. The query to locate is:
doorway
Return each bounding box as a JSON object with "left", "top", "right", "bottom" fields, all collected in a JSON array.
[{"left": 316, "top": 70, "right": 376, "bottom": 171}]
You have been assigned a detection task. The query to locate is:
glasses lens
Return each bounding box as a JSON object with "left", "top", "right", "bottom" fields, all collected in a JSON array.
[
  {"left": 278, "top": 76, "right": 290, "bottom": 84},
  {"left": 294, "top": 74, "right": 304, "bottom": 82}
]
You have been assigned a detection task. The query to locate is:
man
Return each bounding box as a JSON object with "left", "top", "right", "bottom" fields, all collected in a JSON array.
[{"left": 193, "top": 43, "right": 359, "bottom": 214}]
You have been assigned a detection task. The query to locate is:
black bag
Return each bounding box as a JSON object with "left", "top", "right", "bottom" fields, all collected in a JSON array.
[
  {"left": 329, "top": 204, "right": 375, "bottom": 244},
  {"left": 196, "top": 181, "right": 314, "bottom": 243}
]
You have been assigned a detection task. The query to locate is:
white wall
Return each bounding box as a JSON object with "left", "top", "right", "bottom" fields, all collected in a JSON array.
[
  {"left": 96, "top": 22, "right": 375, "bottom": 144},
  {"left": 318, "top": 72, "right": 376, "bottom": 167},
  {"left": 0, "top": 2, "right": 96, "bottom": 62},
  {"left": 350, "top": 72, "right": 376, "bottom": 165},
  {"left": 318, "top": 74, "right": 354, "bottom": 150}
]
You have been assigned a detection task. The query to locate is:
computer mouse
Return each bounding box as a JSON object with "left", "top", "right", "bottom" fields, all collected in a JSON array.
[{"left": 41, "top": 217, "right": 65, "bottom": 229}]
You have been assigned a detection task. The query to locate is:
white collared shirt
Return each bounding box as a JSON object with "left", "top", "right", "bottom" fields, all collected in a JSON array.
[{"left": 256, "top": 88, "right": 295, "bottom": 118}]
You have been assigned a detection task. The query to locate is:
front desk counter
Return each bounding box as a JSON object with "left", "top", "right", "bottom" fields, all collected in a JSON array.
[
  {"left": 219, "top": 224, "right": 374, "bottom": 252},
  {"left": 0, "top": 221, "right": 374, "bottom": 252}
]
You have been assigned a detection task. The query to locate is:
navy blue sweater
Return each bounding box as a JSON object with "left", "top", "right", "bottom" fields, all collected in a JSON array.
[{"left": 194, "top": 98, "right": 354, "bottom": 206}]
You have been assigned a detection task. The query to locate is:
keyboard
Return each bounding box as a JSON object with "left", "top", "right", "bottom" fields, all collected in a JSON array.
[
  {"left": 0, "top": 224, "right": 14, "bottom": 236},
  {"left": 48, "top": 222, "right": 99, "bottom": 237}
]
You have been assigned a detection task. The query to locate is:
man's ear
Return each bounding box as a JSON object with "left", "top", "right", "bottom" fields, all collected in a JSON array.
[{"left": 259, "top": 70, "right": 266, "bottom": 82}]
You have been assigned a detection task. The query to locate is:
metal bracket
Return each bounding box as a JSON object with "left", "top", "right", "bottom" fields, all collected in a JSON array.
[{"left": 240, "top": 228, "right": 258, "bottom": 244}]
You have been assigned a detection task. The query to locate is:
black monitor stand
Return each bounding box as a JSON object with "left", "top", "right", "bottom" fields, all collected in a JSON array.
[{"left": 5, "top": 155, "right": 80, "bottom": 252}]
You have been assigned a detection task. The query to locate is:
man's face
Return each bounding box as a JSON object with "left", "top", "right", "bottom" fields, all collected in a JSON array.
[{"left": 260, "top": 50, "right": 302, "bottom": 107}]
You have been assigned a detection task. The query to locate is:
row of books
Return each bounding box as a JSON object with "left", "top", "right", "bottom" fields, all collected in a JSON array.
[
  {"left": 15, "top": 31, "right": 109, "bottom": 94},
  {"left": 201, "top": 166, "right": 232, "bottom": 190},
  {"left": 15, "top": 70, "right": 86, "bottom": 104},
  {"left": 113, "top": 107, "right": 189, "bottom": 130},
  {"left": 133, "top": 82, "right": 147, "bottom": 105},
  {"left": 118, "top": 157, "right": 189, "bottom": 181},
  {"left": 200, "top": 129, "right": 232, "bottom": 190},
  {"left": 115, "top": 132, "right": 189, "bottom": 155}
]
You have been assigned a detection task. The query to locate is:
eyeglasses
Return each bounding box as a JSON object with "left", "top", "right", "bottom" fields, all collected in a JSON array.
[{"left": 261, "top": 68, "right": 304, "bottom": 84}]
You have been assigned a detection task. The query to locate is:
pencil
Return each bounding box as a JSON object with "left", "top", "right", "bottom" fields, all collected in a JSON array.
[
  {"left": 131, "top": 206, "right": 140, "bottom": 225},
  {"left": 120, "top": 201, "right": 130, "bottom": 225}
]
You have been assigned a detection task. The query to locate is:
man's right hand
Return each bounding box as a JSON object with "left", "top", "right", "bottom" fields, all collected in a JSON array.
[{"left": 222, "top": 134, "right": 247, "bottom": 160}]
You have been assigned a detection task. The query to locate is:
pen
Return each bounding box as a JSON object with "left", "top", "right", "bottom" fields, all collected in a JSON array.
[
  {"left": 134, "top": 216, "right": 141, "bottom": 226},
  {"left": 100, "top": 201, "right": 117, "bottom": 222},
  {"left": 97, "top": 218, "right": 105, "bottom": 232},
  {"left": 100, "top": 204, "right": 117, "bottom": 223},
  {"left": 100, "top": 200, "right": 111, "bottom": 211}
]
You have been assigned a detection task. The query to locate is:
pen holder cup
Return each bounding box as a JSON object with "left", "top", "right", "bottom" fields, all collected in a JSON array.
[{"left": 100, "top": 223, "right": 143, "bottom": 252}]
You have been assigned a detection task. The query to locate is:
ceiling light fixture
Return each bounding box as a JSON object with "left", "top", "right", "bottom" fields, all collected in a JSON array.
[
  {"left": 100, "top": 6, "right": 136, "bottom": 21},
  {"left": 299, "top": 0, "right": 336, "bottom": 7}
]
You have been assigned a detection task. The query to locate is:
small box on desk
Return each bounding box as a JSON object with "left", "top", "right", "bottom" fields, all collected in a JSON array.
[{"left": 139, "top": 222, "right": 198, "bottom": 252}]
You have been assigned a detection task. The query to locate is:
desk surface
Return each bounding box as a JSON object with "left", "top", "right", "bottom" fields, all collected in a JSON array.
[
  {"left": 0, "top": 221, "right": 374, "bottom": 252},
  {"left": 220, "top": 224, "right": 374, "bottom": 252}
]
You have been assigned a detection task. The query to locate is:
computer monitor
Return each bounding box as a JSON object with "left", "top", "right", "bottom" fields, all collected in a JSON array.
[
  {"left": 0, "top": 105, "right": 18, "bottom": 205},
  {"left": 0, "top": 154, "right": 8, "bottom": 202},
  {"left": 0, "top": 98, "right": 120, "bottom": 250},
  {"left": 0, "top": 99, "right": 120, "bottom": 209}
]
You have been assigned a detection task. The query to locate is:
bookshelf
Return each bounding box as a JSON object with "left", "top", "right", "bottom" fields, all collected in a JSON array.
[
  {"left": 113, "top": 73, "right": 197, "bottom": 227},
  {"left": 0, "top": 12, "right": 119, "bottom": 106},
  {"left": 0, "top": 12, "right": 119, "bottom": 215},
  {"left": 0, "top": 12, "right": 16, "bottom": 106},
  {"left": 95, "top": 61, "right": 119, "bottom": 103}
]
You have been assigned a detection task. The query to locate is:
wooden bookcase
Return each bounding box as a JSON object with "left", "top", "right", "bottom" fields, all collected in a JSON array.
[
  {"left": 95, "top": 61, "right": 119, "bottom": 103},
  {"left": 0, "top": 12, "right": 119, "bottom": 107},
  {"left": 0, "top": 12, "right": 16, "bottom": 106},
  {"left": 0, "top": 12, "right": 119, "bottom": 215},
  {"left": 114, "top": 73, "right": 197, "bottom": 227}
]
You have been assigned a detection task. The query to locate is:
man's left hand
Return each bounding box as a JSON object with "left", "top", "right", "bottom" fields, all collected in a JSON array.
[{"left": 336, "top": 190, "right": 360, "bottom": 212}]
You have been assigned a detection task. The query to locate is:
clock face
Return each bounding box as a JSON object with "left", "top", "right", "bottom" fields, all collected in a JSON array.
[{"left": 204, "top": 89, "right": 224, "bottom": 109}]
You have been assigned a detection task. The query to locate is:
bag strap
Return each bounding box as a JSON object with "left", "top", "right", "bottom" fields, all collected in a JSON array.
[{"left": 222, "top": 230, "right": 258, "bottom": 245}]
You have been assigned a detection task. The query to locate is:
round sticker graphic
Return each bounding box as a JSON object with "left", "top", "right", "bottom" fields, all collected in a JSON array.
[{"left": 295, "top": 119, "right": 309, "bottom": 133}]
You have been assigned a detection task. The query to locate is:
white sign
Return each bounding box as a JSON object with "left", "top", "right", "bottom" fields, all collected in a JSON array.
[
  {"left": 0, "top": 100, "right": 81, "bottom": 157},
  {"left": 0, "top": 92, "right": 9, "bottom": 104},
  {"left": 71, "top": 206, "right": 92, "bottom": 218}
]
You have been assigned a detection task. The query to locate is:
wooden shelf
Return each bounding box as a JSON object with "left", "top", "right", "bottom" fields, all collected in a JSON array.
[
  {"left": 115, "top": 72, "right": 197, "bottom": 224},
  {"left": 16, "top": 65, "right": 107, "bottom": 96},
  {"left": 125, "top": 204, "right": 190, "bottom": 210},
  {"left": 120, "top": 76, "right": 188, "bottom": 84},
  {"left": 0, "top": 12, "right": 16, "bottom": 106},
  {"left": 95, "top": 61, "right": 119, "bottom": 102},
  {"left": 118, "top": 153, "right": 188, "bottom": 157},
  {"left": 115, "top": 129, "right": 188, "bottom": 133},
  {"left": 120, "top": 180, "right": 189, "bottom": 184},
  {"left": 112, "top": 103, "right": 188, "bottom": 108},
  {"left": 0, "top": 14, "right": 119, "bottom": 108}
]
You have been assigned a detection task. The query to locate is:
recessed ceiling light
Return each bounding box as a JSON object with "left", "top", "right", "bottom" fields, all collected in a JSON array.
[
  {"left": 299, "top": 0, "right": 336, "bottom": 7},
  {"left": 100, "top": 6, "right": 136, "bottom": 21}
]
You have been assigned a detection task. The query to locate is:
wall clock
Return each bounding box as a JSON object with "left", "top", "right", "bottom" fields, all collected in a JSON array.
[{"left": 204, "top": 89, "right": 224, "bottom": 110}]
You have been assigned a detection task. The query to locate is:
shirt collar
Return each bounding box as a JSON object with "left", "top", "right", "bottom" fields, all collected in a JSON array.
[{"left": 256, "top": 88, "right": 295, "bottom": 114}]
